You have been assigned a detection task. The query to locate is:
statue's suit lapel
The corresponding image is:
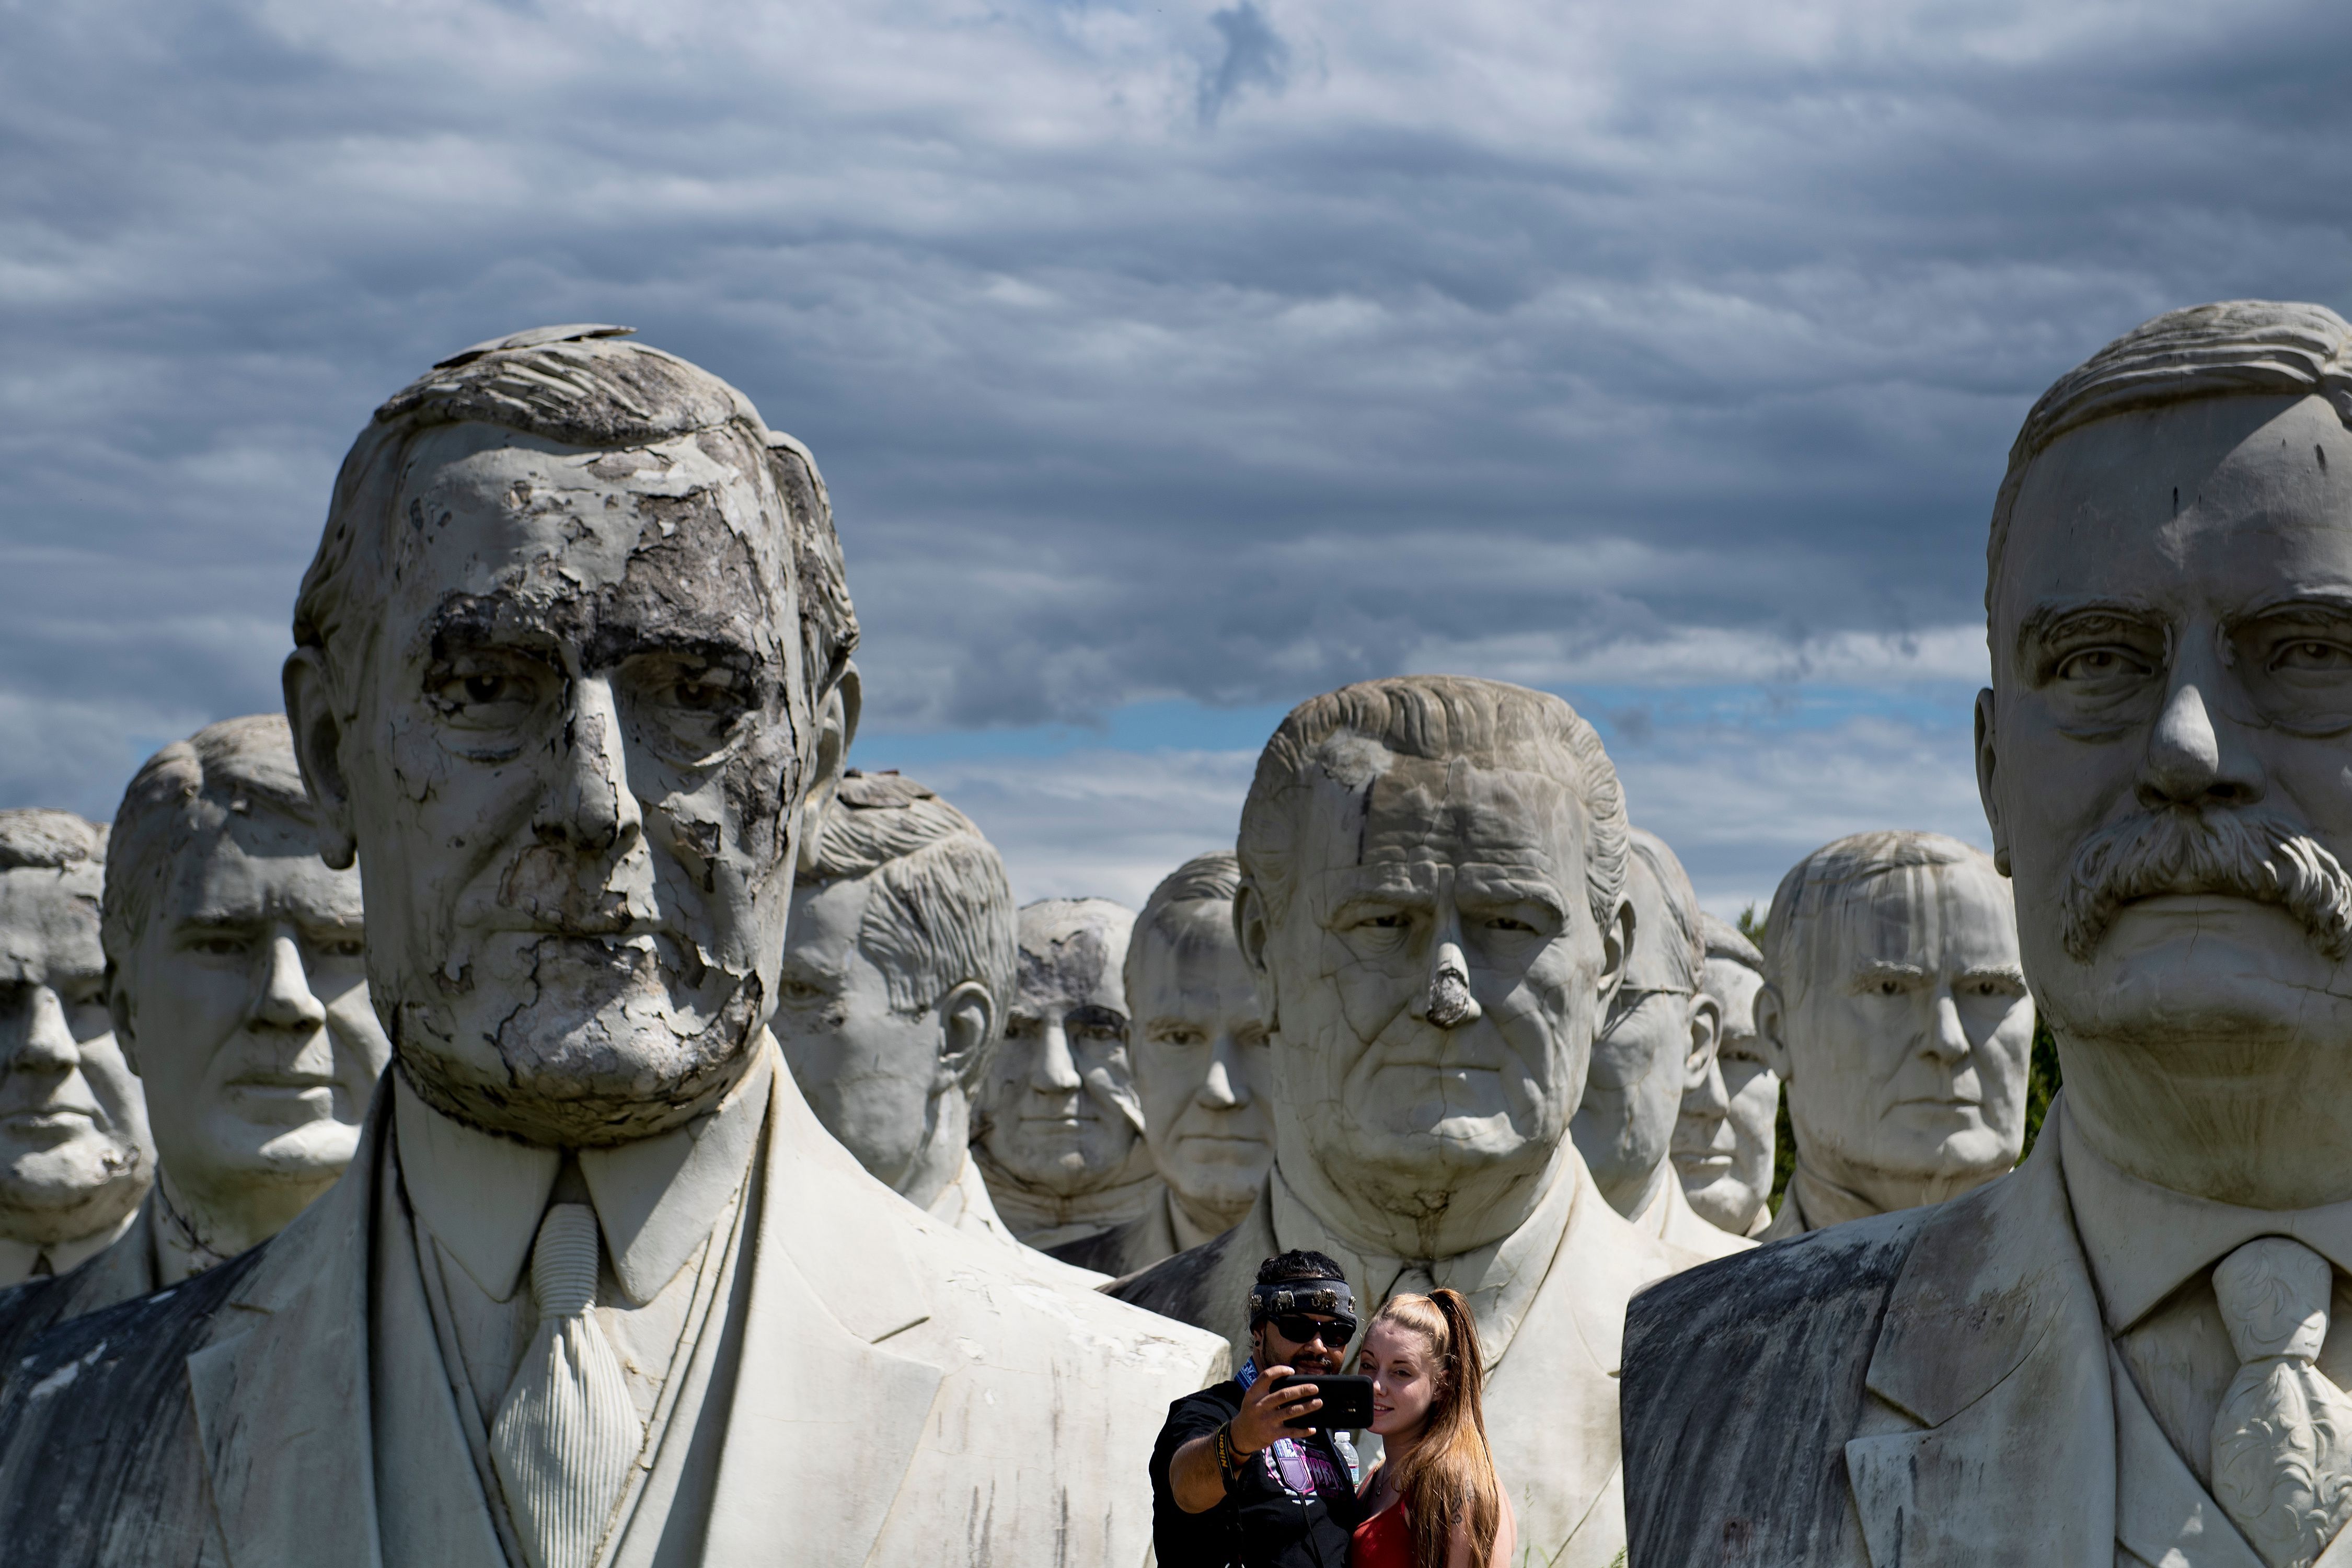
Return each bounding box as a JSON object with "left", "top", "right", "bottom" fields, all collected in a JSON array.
[
  {"left": 186, "top": 1096, "right": 388, "bottom": 1568},
  {"left": 701, "top": 1067, "right": 944, "bottom": 1567},
  {"left": 1842, "top": 1126, "right": 2114, "bottom": 1568}
]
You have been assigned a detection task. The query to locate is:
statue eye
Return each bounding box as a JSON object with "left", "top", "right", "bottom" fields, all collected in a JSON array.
[
  {"left": 2054, "top": 647, "right": 2151, "bottom": 684},
  {"left": 2274, "top": 639, "right": 2352, "bottom": 672},
  {"left": 1356, "top": 913, "right": 1409, "bottom": 930},
  {"left": 426, "top": 652, "right": 551, "bottom": 731}
]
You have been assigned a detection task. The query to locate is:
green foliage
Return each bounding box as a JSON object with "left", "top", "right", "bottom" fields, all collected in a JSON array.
[{"left": 2019, "top": 1013, "right": 2062, "bottom": 1158}]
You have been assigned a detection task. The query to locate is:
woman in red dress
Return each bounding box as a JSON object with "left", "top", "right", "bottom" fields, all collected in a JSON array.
[{"left": 1348, "top": 1289, "right": 1516, "bottom": 1568}]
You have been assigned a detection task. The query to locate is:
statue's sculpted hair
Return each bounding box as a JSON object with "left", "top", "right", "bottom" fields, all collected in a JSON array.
[
  {"left": 292, "top": 325, "right": 857, "bottom": 723},
  {"left": 1124, "top": 850, "right": 1242, "bottom": 1005},
  {"left": 1238, "top": 676, "right": 1628, "bottom": 934},
  {"left": 102, "top": 715, "right": 318, "bottom": 973},
  {"left": 805, "top": 771, "right": 1016, "bottom": 1042},
  {"left": 0, "top": 809, "right": 105, "bottom": 878},
  {"left": 1624, "top": 827, "right": 1704, "bottom": 996},
  {"left": 1699, "top": 909, "right": 1763, "bottom": 973},
  {"left": 1762, "top": 831, "right": 1996, "bottom": 1006},
  {"left": 1989, "top": 301, "right": 2352, "bottom": 613}
]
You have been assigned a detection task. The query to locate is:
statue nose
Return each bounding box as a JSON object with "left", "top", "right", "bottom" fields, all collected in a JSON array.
[{"left": 1423, "top": 941, "right": 1481, "bottom": 1030}]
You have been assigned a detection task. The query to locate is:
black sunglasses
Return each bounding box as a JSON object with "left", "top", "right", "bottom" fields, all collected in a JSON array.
[{"left": 1270, "top": 1313, "right": 1357, "bottom": 1346}]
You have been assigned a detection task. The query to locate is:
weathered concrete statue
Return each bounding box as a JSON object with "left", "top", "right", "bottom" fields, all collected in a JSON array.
[
  {"left": 1753, "top": 829, "right": 2034, "bottom": 1240},
  {"left": 0, "top": 810, "right": 151, "bottom": 1286},
  {"left": 1572, "top": 828, "right": 1750, "bottom": 1260},
  {"left": 775, "top": 767, "right": 1033, "bottom": 1247},
  {"left": 1052, "top": 851, "right": 1272, "bottom": 1276},
  {"left": 1626, "top": 299, "right": 2352, "bottom": 1568},
  {"left": 0, "top": 326, "right": 1222, "bottom": 1567},
  {"left": 1671, "top": 912, "right": 1777, "bottom": 1238},
  {"left": 972, "top": 895, "right": 1162, "bottom": 1249},
  {"left": 0, "top": 716, "right": 389, "bottom": 1366},
  {"left": 1115, "top": 675, "right": 1698, "bottom": 1568}
]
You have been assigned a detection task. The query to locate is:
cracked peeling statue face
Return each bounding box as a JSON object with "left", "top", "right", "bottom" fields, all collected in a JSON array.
[
  {"left": 1982, "top": 386, "right": 2352, "bottom": 1205},
  {"left": 291, "top": 419, "right": 809, "bottom": 1146},
  {"left": 1241, "top": 733, "right": 1627, "bottom": 1261},
  {"left": 0, "top": 840, "right": 153, "bottom": 1250}
]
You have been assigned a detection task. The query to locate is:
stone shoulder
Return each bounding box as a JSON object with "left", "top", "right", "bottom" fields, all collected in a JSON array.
[
  {"left": 890, "top": 1179, "right": 1230, "bottom": 1383},
  {"left": 1103, "top": 1222, "right": 1238, "bottom": 1330},
  {"left": 1620, "top": 1207, "right": 1929, "bottom": 1568},
  {"left": 0, "top": 1244, "right": 264, "bottom": 1562}
]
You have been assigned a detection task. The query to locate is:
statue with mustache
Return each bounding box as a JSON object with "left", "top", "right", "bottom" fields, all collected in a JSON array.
[{"left": 1624, "top": 301, "right": 2352, "bottom": 1568}]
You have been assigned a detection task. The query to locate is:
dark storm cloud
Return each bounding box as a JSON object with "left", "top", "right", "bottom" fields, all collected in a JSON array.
[{"left": 1, "top": 0, "right": 2348, "bottom": 820}]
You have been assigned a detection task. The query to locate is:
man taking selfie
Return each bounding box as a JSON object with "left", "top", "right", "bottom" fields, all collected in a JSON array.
[{"left": 1151, "top": 1251, "right": 1367, "bottom": 1567}]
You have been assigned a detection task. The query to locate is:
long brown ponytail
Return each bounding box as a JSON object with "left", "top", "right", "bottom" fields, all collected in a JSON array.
[{"left": 1369, "top": 1287, "right": 1503, "bottom": 1568}]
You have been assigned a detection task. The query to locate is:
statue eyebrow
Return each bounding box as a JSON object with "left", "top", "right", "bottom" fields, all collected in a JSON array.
[
  {"left": 2234, "top": 589, "right": 2352, "bottom": 623},
  {"left": 2013, "top": 597, "right": 2163, "bottom": 658}
]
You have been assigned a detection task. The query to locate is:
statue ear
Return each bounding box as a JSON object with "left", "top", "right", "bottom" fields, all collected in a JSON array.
[
  {"left": 1975, "top": 687, "right": 2011, "bottom": 877},
  {"left": 1235, "top": 881, "right": 1278, "bottom": 1033},
  {"left": 282, "top": 647, "right": 358, "bottom": 871},
  {"left": 936, "top": 978, "right": 996, "bottom": 1089},
  {"left": 797, "top": 662, "right": 861, "bottom": 876},
  {"left": 1754, "top": 982, "right": 1793, "bottom": 1081},
  {"left": 1598, "top": 896, "right": 1634, "bottom": 1012},
  {"left": 107, "top": 963, "right": 141, "bottom": 1078},
  {"left": 1683, "top": 991, "right": 1722, "bottom": 1093}
]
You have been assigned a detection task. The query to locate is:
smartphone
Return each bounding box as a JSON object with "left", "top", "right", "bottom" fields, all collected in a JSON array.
[{"left": 1268, "top": 1373, "right": 1375, "bottom": 1431}]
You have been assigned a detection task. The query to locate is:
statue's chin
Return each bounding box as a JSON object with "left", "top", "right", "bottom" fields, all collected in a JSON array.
[{"left": 395, "top": 969, "right": 765, "bottom": 1147}]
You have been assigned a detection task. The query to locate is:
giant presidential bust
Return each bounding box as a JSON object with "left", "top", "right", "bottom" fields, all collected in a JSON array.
[
  {"left": 1754, "top": 829, "right": 2034, "bottom": 1240},
  {"left": 0, "top": 326, "right": 1223, "bottom": 1567},
  {"left": 1625, "top": 301, "right": 2352, "bottom": 1568},
  {"left": 0, "top": 716, "right": 390, "bottom": 1370},
  {"left": 0, "top": 811, "right": 151, "bottom": 1287},
  {"left": 1115, "top": 675, "right": 1698, "bottom": 1567}
]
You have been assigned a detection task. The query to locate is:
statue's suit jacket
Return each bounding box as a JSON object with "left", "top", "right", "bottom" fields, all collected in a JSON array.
[
  {"left": 0, "top": 1194, "right": 159, "bottom": 1381},
  {"left": 1116, "top": 1159, "right": 1688, "bottom": 1568},
  {"left": 0, "top": 1062, "right": 1228, "bottom": 1567},
  {"left": 1622, "top": 1121, "right": 2196, "bottom": 1568}
]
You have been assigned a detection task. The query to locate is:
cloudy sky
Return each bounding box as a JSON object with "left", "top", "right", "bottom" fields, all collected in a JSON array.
[{"left": 5, "top": 0, "right": 2347, "bottom": 915}]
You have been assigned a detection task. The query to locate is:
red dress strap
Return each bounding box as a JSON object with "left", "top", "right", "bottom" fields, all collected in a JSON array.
[{"left": 1351, "top": 1502, "right": 1413, "bottom": 1568}]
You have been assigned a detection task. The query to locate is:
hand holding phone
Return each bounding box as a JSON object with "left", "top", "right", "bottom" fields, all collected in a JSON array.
[{"left": 1268, "top": 1374, "right": 1374, "bottom": 1431}]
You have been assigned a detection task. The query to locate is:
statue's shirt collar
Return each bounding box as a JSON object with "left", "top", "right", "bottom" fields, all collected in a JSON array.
[
  {"left": 2060, "top": 1097, "right": 2352, "bottom": 1333},
  {"left": 393, "top": 1045, "right": 773, "bottom": 1306}
]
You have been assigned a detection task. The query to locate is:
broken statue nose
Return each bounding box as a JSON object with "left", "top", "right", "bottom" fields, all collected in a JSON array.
[{"left": 1425, "top": 944, "right": 1481, "bottom": 1029}]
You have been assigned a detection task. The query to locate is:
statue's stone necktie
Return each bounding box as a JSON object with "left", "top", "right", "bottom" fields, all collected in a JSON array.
[
  {"left": 491, "top": 1203, "right": 639, "bottom": 1568},
  {"left": 2211, "top": 1237, "right": 2352, "bottom": 1568}
]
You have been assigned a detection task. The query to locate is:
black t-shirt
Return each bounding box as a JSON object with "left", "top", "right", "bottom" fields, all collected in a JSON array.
[{"left": 1149, "top": 1378, "right": 1366, "bottom": 1568}]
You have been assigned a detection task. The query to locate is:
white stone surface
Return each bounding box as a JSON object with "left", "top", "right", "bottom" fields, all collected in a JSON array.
[
  {"left": 777, "top": 773, "right": 1006, "bottom": 1208},
  {"left": 1573, "top": 827, "right": 1749, "bottom": 1259},
  {"left": 971, "top": 895, "right": 1161, "bottom": 1248},
  {"left": 102, "top": 714, "right": 389, "bottom": 1283},
  {"left": 1673, "top": 912, "right": 1777, "bottom": 1238},
  {"left": 0, "top": 327, "right": 1221, "bottom": 1566},
  {"left": 1114, "top": 675, "right": 1700, "bottom": 1568},
  {"left": 1755, "top": 829, "right": 2033, "bottom": 1238},
  {"left": 1623, "top": 301, "right": 2352, "bottom": 1567},
  {"left": 0, "top": 809, "right": 151, "bottom": 1286},
  {"left": 1123, "top": 851, "right": 1270, "bottom": 1259}
]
